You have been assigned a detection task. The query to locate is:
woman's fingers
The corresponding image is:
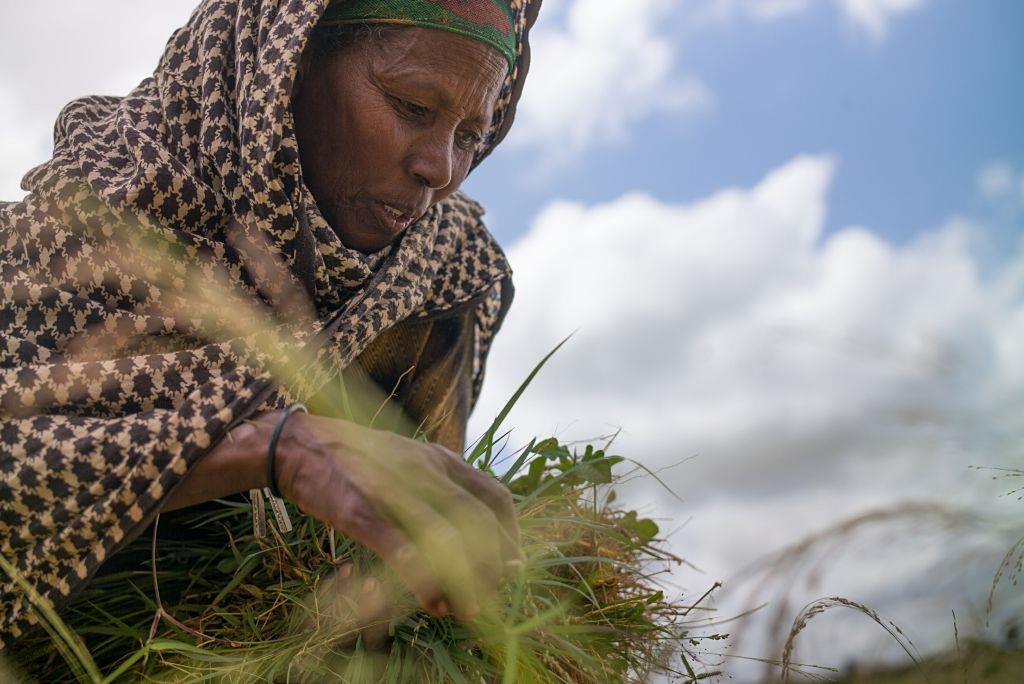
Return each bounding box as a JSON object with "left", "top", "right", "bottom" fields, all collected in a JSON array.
[
  {"left": 310, "top": 563, "right": 396, "bottom": 650},
  {"left": 331, "top": 487, "right": 446, "bottom": 616},
  {"left": 288, "top": 416, "right": 521, "bottom": 620},
  {"left": 434, "top": 446, "right": 523, "bottom": 569},
  {"left": 296, "top": 454, "right": 468, "bottom": 618},
  {"left": 354, "top": 574, "right": 391, "bottom": 650},
  {"left": 383, "top": 449, "right": 506, "bottom": 584},
  {"left": 371, "top": 483, "right": 483, "bottom": 622},
  {"left": 343, "top": 438, "right": 506, "bottom": 596}
]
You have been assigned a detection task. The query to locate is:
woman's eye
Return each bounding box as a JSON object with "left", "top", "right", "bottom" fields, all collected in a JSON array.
[
  {"left": 396, "top": 98, "right": 428, "bottom": 118},
  {"left": 456, "top": 130, "right": 482, "bottom": 150}
]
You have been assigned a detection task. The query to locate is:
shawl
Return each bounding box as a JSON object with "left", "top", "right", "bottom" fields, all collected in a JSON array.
[{"left": 0, "top": 0, "right": 540, "bottom": 644}]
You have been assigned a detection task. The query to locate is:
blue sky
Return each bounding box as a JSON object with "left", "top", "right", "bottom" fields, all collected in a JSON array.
[{"left": 466, "top": 0, "right": 1024, "bottom": 252}]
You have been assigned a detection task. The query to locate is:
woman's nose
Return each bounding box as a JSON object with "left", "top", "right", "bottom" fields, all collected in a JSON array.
[{"left": 407, "top": 132, "right": 455, "bottom": 190}]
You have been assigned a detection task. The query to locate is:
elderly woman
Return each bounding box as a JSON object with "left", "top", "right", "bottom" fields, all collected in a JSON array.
[{"left": 0, "top": 0, "right": 541, "bottom": 644}]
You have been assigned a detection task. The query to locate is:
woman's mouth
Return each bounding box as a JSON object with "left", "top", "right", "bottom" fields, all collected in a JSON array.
[{"left": 372, "top": 200, "right": 414, "bottom": 233}]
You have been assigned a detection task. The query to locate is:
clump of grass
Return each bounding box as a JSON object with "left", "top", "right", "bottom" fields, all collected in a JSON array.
[
  {"left": 7, "top": 433, "right": 724, "bottom": 682},
  {"left": 5, "top": 349, "right": 726, "bottom": 682}
]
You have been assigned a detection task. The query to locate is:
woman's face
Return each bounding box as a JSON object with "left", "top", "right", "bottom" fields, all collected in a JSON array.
[{"left": 292, "top": 27, "right": 507, "bottom": 253}]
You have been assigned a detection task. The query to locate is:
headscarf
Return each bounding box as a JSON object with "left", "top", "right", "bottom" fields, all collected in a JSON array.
[
  {"left": 0, "top": 0, "right": 540, "bottom": 644},
  {"left": 320, "top": 0, "right": 518, "bottom": 70}
]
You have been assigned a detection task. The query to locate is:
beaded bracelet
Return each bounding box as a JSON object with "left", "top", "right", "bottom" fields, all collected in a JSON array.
[{"left": 266, "top": 402, "right": 308, "bottom": 499}]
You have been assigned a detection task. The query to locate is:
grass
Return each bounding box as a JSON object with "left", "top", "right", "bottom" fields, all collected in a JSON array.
[
  {"left": 4, "top": 343, "right": 726, "bottom": 682},
  {"left": 5, "top": 434, "right": 725, "bottom": 682}
]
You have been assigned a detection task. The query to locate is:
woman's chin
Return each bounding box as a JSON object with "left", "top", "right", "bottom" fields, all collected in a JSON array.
[
  {"left": 352, "top": 235, "right": 394, "bottom": 254},
  {"left": 328, "top": 207, "right": 397, "bottom": 254}
]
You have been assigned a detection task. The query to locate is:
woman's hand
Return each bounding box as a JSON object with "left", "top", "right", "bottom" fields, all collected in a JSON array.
[{"left": 263, "top": 411, "right": 522, "bottom": 623}]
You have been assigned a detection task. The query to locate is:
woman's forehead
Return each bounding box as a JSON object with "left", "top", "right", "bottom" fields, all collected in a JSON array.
[{"left": 364, "top": 28, "right": 507, "bottom": 108}]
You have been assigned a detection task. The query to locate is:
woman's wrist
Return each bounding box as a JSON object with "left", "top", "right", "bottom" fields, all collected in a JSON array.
[
  {"left": 232, "top": 414, "right": 278, "bottom": 490},
  {"left": 264, "top": 404, "right": 309, "bottom": 498},
  {"left": 161, "top": 415, "right": 273, "bottom": 512},
  {"left": 161, "top": 408, "right": 333, "bottom": 513},
  {"left": 251, "top": 409, "right": 305, "bottom": 502}
]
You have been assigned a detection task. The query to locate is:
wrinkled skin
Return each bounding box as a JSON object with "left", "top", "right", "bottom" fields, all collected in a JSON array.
[
  {"left": 292, "top": 27, "right": 507, "bottom": 252},
  {"left": 166, "top": 27, "right": 521, "bottom": 633}
]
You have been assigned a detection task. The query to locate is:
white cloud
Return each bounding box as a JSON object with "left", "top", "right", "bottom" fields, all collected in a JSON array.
[
  {"left": 508, "top": 0, "right": 928, "bottom": 158},
  {"left": 839, "top": 0, "right": 927, "bottom": 39},
  {"left": 0, "top": 1, "right": 199, "bottom": 199},
  {"left": 509, "top": 0, "right": 711, "bottom": 158},
  {"left": 978, "top": 160, "right": 1024, "bottom": 207},
  {"left": 978, "top": 162, "right": 1018, "bottom": 200},
  {"left": 708, "top": 0, "right": 927, "bottom": 39},
  {"left": 472, "top": 156, "right": 1024, "bottom": 670},
  {"left": 0, "top": 83, "right": 47, "bottom": 202}
]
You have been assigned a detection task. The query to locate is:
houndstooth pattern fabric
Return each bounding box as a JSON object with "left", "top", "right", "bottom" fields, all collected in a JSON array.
[{"left": 0, "top": 0, "right": 539, "bottom": 644}]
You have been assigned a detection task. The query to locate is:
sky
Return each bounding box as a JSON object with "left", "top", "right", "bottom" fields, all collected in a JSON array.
[{"left": 2, "top": 0, "right": 1023, "bottom": 678}]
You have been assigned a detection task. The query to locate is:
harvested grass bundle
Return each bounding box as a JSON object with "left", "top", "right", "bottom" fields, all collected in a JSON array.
[{"left": 6, "top": 399, "right": 724, "bottom": 682}]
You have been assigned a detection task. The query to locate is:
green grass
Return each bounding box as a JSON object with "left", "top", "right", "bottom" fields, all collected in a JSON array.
[
  {"left": 3, "top": 347, "right": 725, "bottom": 682},
  {"left": 5, "top": 437, "right": 723, "bottom": 682}
]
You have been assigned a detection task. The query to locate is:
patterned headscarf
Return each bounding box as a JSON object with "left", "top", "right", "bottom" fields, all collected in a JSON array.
[
  {"left": 0, "top": 0, "right": 540, "bottom": 643},
  {"left": 321, "top": 0, "right": 518, "bottom": 70}
]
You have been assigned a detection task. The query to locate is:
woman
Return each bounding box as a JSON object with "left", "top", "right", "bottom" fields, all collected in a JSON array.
[{"left": 0, "top": 0, "right": 541, "bottom": 644}]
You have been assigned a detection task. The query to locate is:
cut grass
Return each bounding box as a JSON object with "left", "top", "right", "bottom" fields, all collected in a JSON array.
[
  {"left": 6, "top": 436, "right": 723, "bottom": 682},
  {"left": 5, "top": 347, "right": 725, "bottom": 682}
]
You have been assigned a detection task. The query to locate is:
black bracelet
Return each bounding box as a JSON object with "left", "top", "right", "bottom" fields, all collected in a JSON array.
[{"left": 266, "top": 402, "right": 308, "bottom": 499}]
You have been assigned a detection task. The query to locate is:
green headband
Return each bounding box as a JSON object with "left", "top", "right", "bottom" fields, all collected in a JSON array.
[{"left": 320, "top": 0, "right": 517, "bottom": 72}]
